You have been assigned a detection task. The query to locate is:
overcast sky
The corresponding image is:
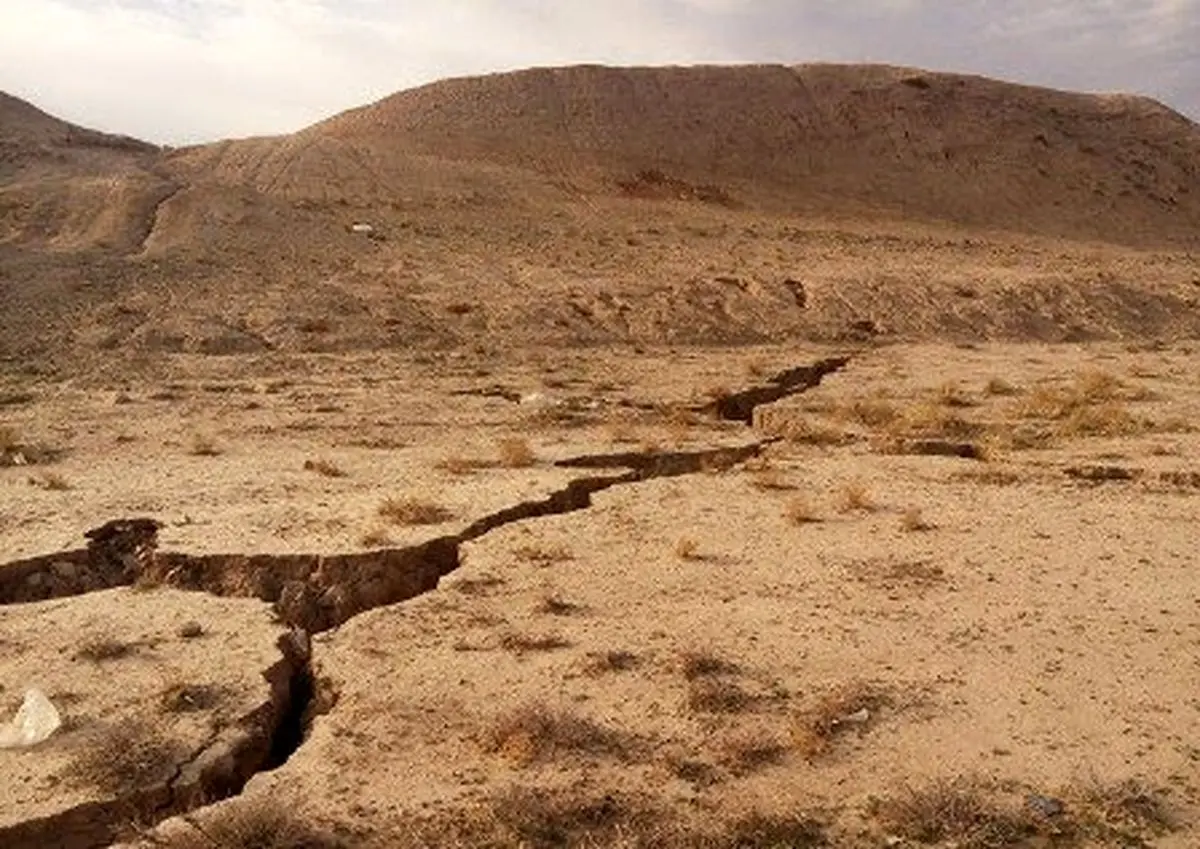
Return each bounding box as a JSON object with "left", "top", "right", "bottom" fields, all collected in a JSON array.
[{"left": 1, "top": 0, "right": 1196, "bottom": 145}]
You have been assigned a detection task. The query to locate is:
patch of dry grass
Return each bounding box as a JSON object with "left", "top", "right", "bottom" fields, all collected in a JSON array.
[
  {"left": 535, "top": 594, "right": 585, "bottom": 616},
  {"left": 750, "top": 467, "right": 798, "bottom": 491},
  {"left": 70, "top": 722, "right": 184, "bottom": 797},
  {"left": 76, "top": 638, "right": 136, "bottom": 663},
  {"left": 513, "top": 543, "right": 574, "bottom": 566},
  {"left": 147, "top": 799, "right": 348, "bottom": 848},
  {"left": 497, "top": 436, "right": 537, "bottom": 468},
  {"left": 682, "top": 650, "right": 742, "bottom": 680},
  {"left": 984, "top": 377, "right": 1021, "bottom": 396},
  {"left": 873, "top": 779, "right": 1039, "bottom": 848},
  {"left": 358, "top": 528, "right": 393, "bottom": 548},
  {"left": 900, "top": 507, "right": 935, "bottom": 532},
  {"left": 584, "top": 650, "right": 641, "bottom": 675},
  {"left": 485, "top": 705, "right": 639, "bottom": 765},
  {"left": 29, "top": 471, "right": 71, "bottom": 490},
  {"left": 717, "top": 732, "right": 791, "bottom": 776},
  {"left": 435, "top": 454, "right": 494, "bottom": 475},
  {"left": 303, "top": 458, "right": 346, "bottom": 478},
  {"left": 785, "top": 496, "right": 822, "bottom": 525},
  {"left": 674, "top": 537, "right": 705, "bottom": 560},
  {"left": 687, "top": 678, "right": 758, "bottom": 714},
  {"left": 499, "top": 632, "right": 572, "bottom": 655},
  {"left": 793, "top": 681, "right": 891, "bottom": 759},
  {"left": 837, "top": 480, "right": 876, "bottom": 513},
  {"left": 377, "top": 496, "right": 455, "bottom": 526}
]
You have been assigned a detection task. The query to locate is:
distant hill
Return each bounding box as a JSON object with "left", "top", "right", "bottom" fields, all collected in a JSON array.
[{"left": 2, "top": 65, "right": 1199, "bottom": 370}]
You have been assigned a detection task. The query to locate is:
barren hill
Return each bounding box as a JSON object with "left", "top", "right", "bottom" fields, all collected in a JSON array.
[{"left": 2, "top": 64, "right": 1199, "bottom": 370}]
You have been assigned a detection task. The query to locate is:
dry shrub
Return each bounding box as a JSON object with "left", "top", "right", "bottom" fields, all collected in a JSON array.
[
  {"left": 772, "top": 417, "right": 850, "bottom": 446},
  {"left": 70, "top": 722, "right": 185, "bottom": 796},
  {"left": 937, "top": 382, "right": 977, "bottom": 408},
  {"left": 513, "top": 543, "right": 574, "bottom": 566},
  {"left": 377, "top": 496, "right": 455, "bottom": 525},
  {"left": 954, "top": 466, "right": 1025, "bottom": 486},
  {"left": 837, "top": 480, "right": 876, "bottom": 513},
  {"left": 793, "top": 681, "right": 891, "bottom": 759},
  {"left": 840, "top": 396, "right": 901, "bottom": 429},
  {"left": 302, "top": 458, "right": 346, "bottom": 478},
  {"left": 751, "top": 468, "right": 798, "bottom": 491},
  {"left": 873, "top": 779, "right": 1039, "bottom": 849},
  {"left": 1079, "top": 779, "right": 1174, "bottom": 835},
  {"left": 452, "top": 574, "right": 506, "bottom": 595},
  {"left": 151, "top": 799, "right": 348, "bottom": 848},
  {"left": 485, "top": 705, "right": 638, "bottom": 765},
  {"left": 497, "top": 436, "right": 537, "bottom": 468},
  {"left": 896, "top": 404, "right": 987, "bottom": 440},
  {"left": 785, "top": 496, "right": 821, "bottom": 525},
  {"left": 499, "top": 632, "right": 572, "bottom": 655},
  {"left": 358, "top": 528, "right": 392, "bottom": 548},
  {"left": 900, "top": 507, "right": 934, "bottom": 532}
]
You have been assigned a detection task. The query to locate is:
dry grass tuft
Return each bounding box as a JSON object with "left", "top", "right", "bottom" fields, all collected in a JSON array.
[
  {"left": 30, "top": 471, "right": 71, "bottom": 490},
  {"left": 486, "top": 705, "right": 639, "bottom": 765},
  {"left": 794, "top": 681, "right": 891, "bottom": 759},
  {"left": 358, "top": 528, "right": 393, "bottom": 548},
  {"left": 149, "top": 799, "right": 348, "bottom": 848},
  {"left": 1079, "top": 779, "right": 1175, "bottom": 835},
  {"left": 751, "top": 468, "right": 799, "bottom": 491},
  {"left": 584, "top": 650, "right": 641, "bottom": 675},
  {"left": 513, "top": 543, "right": 574, "bottom": 566},
  {"left": 873, "top": 779, "right": 1039, "bottom": 849},
  {"left": 76, "top": 638, "right": 135, "bottom": 663},
  {"left": 303, "top": 458, "right": 346, "bottom": 478},
  {"left": 378, "top": 496, "right": 455, "bottom": 526},
  {"left": 773, "top": 418, "right": 851, "bottom": 446},
  {"left": 837, "top": 480, "right": 876, "bottom": 513},
  {"left": 674, "top": 536, "right": 702, "bottom": 561},
  {"left": 681, "top": 650, "right": 741, "bottom": 680},
  {"left": 499, "top": 632, "right": 572, "bottom": 655},
  {"left": 452, "top": 574, "right": 506, "bottom": 595},
  {"left": 937, "top": 381, "right": 977, "bottom": 408},
  {"left": 497, "top": 436, "right": 538, "bottom": 468},
  {"left": 435, "top": 454, "right": 494, "bottom": 475},
  {"left": 785, "top": 496, "right": 822, "bottom": 525},
  {"left": 70, "top": 722, "right": 184, "bottom": 797},
  {"left": 687, "top": 678, "right": 758, "bottom": 714},
  {"left": 900, "top": 507, "right": 935, "bottom": 532},
  {"left": 159, "top": 683, "right": 224, "bottom": 714},
  {"left": 188, "top": 433, "right": 222, "bottom": 456},
  {"left": 717, "top": 732, "right": 791, "bottom": 776}
]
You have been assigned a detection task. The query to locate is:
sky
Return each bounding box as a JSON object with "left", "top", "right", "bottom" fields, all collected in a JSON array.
[{"left": 0, "top": 0, "right": 1196, "bottom": 145}]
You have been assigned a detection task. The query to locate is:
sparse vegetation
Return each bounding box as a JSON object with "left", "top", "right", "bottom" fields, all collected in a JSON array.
[
  {"left": 584, "top": 650, "right": 640, "bottom": 675},
  {"left": 434, "top": 454, "right": 494, "bottom": 475},
  {"left": 751, "top": 467, "right": 798, "bottom": 491},
  {"left": 536, "top": 594, "right": 584, "bottom": 616},
  {"left": 145, "top": 799, "right": 348, "bottom": 849},
  {"left": 29, "top": 471, "right": 71, "bottom": 490},
  {"left": 451, "top": 574, "right": 505, "bottom": 595},
  {"left": 793, "top": 681, "right": 891, "bottom": 759},
  {"left": 674, "top": 536, "right": 702, "bottom": 560},
  {"left": 76, "top": 638, "right": 135, "bottom": 663},
  {"left": 682, "top": 650, "right": 741, "bottom": 680},
  {"left": 497, "top": 436, "right": 537, "bottom": 467},
  {"left": 377, "top": 496, "right": 455, "bottom": 525},
  {"left": 785, "top": 496, "right": 821, "bottom": 525},
  {"left": 499, "top": 633, "right": 572, "bottom": 655},
  {"left": 513, "top": 543, "right": 574, "bottom": 566},
  {"left": 70, "top": 722, "right": 184, "bottom": 796},
  {"left": 485, "top": 705, "right": 638, "bottom": 765},
  {"left": 687, "top": 678, "right": 757, "bottom": 714},
  {"left": 358, "top": 528, "right": 393, "bottom": 548},
  {"left": 900, "top": 507, "right": 934, "bottom": 532},
  {"left": 303, "top": 458, "right": 346, "bottom": 478},
  {"left": 717, "top": 732, "right": 790, "bottom": 776},
  {"left": 837, "top": 480, "right": 876, "bottom": 512},
  {"left": 984, "top": 377, "right": 1021, "bottom": 396}
]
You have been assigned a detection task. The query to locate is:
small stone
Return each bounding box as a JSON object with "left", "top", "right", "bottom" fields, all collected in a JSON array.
[{"left": 177, "top": 621, "right": 205, "bottom": 639}]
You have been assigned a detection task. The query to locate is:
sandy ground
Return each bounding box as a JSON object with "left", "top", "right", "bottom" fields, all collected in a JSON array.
[{"left": 2, "top": 341, "right": 1198, "bottom": 847}]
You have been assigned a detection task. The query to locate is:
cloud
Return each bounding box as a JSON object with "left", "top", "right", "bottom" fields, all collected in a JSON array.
[{"left": 0, "top": 0, "right": 1195, "bottom": 144}]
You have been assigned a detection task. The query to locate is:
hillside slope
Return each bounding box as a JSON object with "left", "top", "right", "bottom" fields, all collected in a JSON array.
[{"left": 2, "top": 65, "right": 1199, "bottom": 371}]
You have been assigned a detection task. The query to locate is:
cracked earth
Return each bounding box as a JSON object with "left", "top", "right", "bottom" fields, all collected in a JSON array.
[{"left": 2, "top": 342, "right": 1199, "bottom": 848}]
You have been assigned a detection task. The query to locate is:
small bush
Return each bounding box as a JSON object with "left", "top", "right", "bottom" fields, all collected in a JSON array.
[
  {"left": 687, "top": 678, "right": 757, "bottom": 714},
  {"left": 378, "top": 496, "right": 455, "bottom": 525},
  {"left": 150, "top": 799, "right": 348, "bottom": 848},
  {"left": 873, "top": 779, "right": 1038, "bottom": 849},
  {"left": 793, "top": 681, "right": 890, "bottom": 759},
  {"left": 435, "top": 454, "right": 494, "bottom": 475},
  {"left": 584, "top": 650, "right": 640, "bottom": 675},
  {"left": 681, "top": 650, "right": 741, "bottom": 680},
  {"left": 30, "top": 472, "right": 71, "bottom": 490},
  {"left": 674, "top": 537, "right": 702, "bottom": 560},
  {"left": 717, "top": 732, "right": 790, "bottom": 776}
]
